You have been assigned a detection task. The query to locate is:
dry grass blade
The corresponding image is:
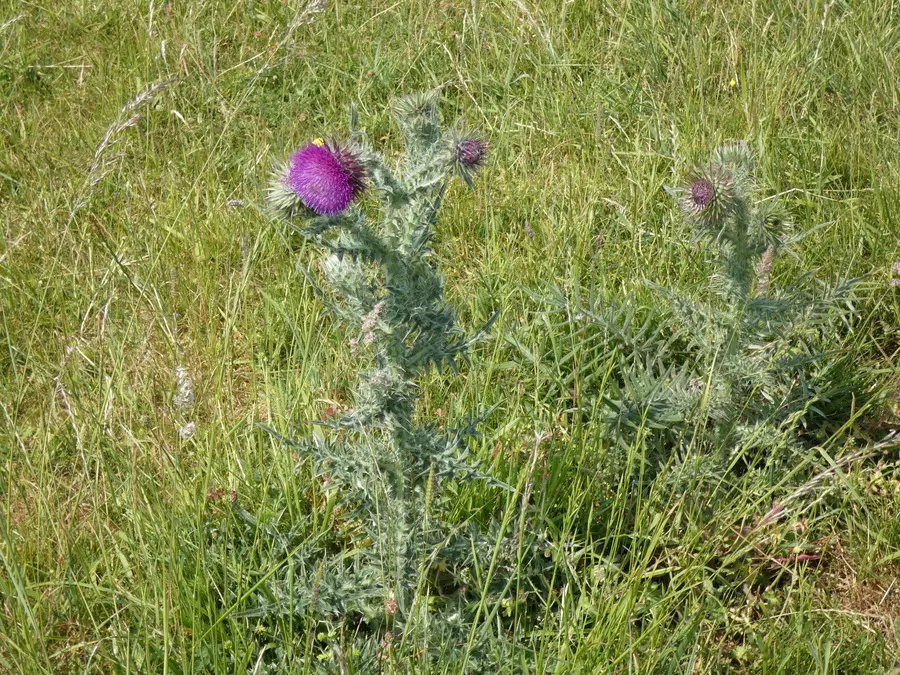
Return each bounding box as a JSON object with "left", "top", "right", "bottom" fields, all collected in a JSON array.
[{"left": 0, "top": 13, "right": 23, "bottom": 34}]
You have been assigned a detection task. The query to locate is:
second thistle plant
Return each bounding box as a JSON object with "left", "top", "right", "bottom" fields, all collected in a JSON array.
[
  {"left": 657, "top": 142, "right": 859, "bottom": 461},
  {"left": 265, "top": 92, "right": 500, "bottom": 623},
  {"left": 529, "top": 143, "right": 862, "bottom": 486}
]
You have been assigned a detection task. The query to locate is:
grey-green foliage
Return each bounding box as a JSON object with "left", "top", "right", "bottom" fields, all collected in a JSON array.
[
  {"left": 657, "top": 144, "right": 858, "bottom": 459},
  {"left": 263, "top": 92, "right": 502, "bottom": 626},
  {"left": 533, "top": 144, "right": 860, "bottom": 483}
]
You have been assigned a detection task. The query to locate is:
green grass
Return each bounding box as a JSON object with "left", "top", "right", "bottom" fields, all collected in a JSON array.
[{"left": 1, "top": 0, "right": 899, "bottom": 672}]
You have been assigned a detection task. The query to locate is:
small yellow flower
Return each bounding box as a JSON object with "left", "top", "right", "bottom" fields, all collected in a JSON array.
[
  {"left": 729, "top": 78, "right": 737, "bottom": 88},
  {"left": 312, "top": 137, "right": 325, "bottom": 146}
]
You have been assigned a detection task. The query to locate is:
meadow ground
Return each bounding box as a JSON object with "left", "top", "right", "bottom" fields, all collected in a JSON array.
[{"left": 1, "top": 1, "right": 899, "bottom": 672}]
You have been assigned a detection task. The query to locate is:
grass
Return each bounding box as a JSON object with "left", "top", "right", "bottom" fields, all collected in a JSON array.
[{"left": 1, "top": 0, "right": 899, "bottom": 671}]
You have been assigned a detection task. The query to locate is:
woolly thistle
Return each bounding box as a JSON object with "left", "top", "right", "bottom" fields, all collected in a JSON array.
[{"left": 262, "top": 92, "right": 504, "bottom": 633}]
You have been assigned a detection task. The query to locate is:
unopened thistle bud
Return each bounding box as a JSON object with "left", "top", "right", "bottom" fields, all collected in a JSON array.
[
  {"left": 281, "top": 140, "right": 367, "bottom": 216},
  {"left": 714, "top": 141, "right": 754, "bottom": 176}
]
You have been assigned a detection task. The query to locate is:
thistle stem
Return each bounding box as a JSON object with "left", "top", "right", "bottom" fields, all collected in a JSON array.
[{"left": 728, "top": 199, "right": 753, "bottom": 301}]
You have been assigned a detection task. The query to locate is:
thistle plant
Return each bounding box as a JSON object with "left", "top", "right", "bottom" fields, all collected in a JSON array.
[
  {"left": 653, "top": 142, "right": 859, "bottom": 465},
  {"left": 263, "top": 92, "right": 500, "bottom": 629},
  {"left": 531, "top": 143, "right": 861, "bottom": 485}
]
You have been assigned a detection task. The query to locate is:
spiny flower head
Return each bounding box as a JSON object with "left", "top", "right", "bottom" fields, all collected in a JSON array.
[
  {"left": 455, "top": 137, "right": 487, "bottom": 171},
  {"left": 689, "top": 178, "right": 715, "bottom": 209},
  {"left": 679, "top": 164, "right": 735, "bottom": 228},
  {"left": 285, "top": 140, "right": 367, "bottom": 215},
  {"left": 450, "top": 134, "right": 488, "bottom": 186}
]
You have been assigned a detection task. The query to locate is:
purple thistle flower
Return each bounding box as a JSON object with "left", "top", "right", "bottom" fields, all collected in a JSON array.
[
  {"left": 455, "top": 137, "right": 487, "bottom": 172},
  {"left": 451, "top": 134, "right": 488, "bottom": 187},
  {"left": 679, "top": 165, "right": 735, "bottom": 226},
  {"left": 285, "top": 141, "right": 367, "bottom": 215},
  {"left": 689, "top": 179, "right": 715, "bottom": 209}
]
